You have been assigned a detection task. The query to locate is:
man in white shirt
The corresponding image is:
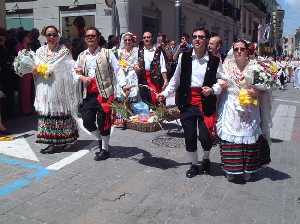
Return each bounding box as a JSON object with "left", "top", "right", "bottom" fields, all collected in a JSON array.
[
  {"left": 74, "top": 27, "right": 128, "bottom": 161},
  {"left": 137, "top": 31, "right": 168, "bottom": 105},
  {"left": 158, "top": 28, "right": 225, "bottom": 178}
]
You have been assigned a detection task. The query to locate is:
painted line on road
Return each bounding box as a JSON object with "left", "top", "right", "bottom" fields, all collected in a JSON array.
[
  {"left": 0, "top": 155, "right": 50, "bottom": 197},
  {"left": 47, "top": 126, "right": 115, "bottom": 171},
  {"left": 47, "top": 150, "right": 90, "bottom": 171},
  {"left": 270, "top": 104, "right": 296, "bottom": 141},
  {"left": 273, "top": 98, "right": 300, "bottom": 104}
]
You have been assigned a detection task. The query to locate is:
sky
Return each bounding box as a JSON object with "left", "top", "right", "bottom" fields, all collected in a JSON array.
[{"left": 277, "top": 0, "right": 300, "bottom": 36}]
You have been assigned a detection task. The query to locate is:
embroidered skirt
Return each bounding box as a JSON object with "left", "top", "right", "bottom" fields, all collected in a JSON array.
[
  {"left": 36, "top": 114, "right": 78, "bottom": 145},
  {"left": 220, "top": 141, "right": 261, "bottom": 175}
]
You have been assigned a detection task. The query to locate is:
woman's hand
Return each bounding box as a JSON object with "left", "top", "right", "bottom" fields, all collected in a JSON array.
[
  {"left": 133, "top": 64, "right": 141, "bottom": 73},
  {"left": 32, "top": 66, "right": 38, "bottom": 76},
  {"left": 247, "top": 87, "right": 258, "bottom": 98}
]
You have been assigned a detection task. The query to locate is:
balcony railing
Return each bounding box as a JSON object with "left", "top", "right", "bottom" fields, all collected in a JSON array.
[
  {"left": 233, "top": 8, "right": 241, "bottom": 21},
  {"left": 193, "top": 0, "right": 209, "bottom": 7},
  {"left": 210, "top": 0, "right": 223, "bottom": 13}
]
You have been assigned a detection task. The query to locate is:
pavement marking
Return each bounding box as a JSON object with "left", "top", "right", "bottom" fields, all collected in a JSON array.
[
  {"left": 270, "top": 104, "right": 296, "bottom": 141},
  {"left": 0, "top": 155, "right": 50, "bottom": 197},
  {"left": 46, "top": 150, "right": 90, "bottom": 171},
  {"left": 0, "top": 138, "right": 39, "bottom": 161},
  {"left": 273, "top": 98, "right": 300, "bottom": 104}
]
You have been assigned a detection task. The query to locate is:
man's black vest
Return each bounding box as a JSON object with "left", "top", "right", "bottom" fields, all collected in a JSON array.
[{"left": 176, "top": 50, "right": 220, "bottom": 116}]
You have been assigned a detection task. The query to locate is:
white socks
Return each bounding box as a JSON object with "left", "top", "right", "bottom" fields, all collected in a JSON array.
[
  {"left": 101, "top": 135, "right": 110, "bottom": 151},
  {"left": 91, "top": 130, "right": 101, "bottom": 140},
  {"left": 187, "top": 151, "right": 210, "bottom": 165},
  {"left": 203, "top": 151, "right": 210, "bottom": 160},
  {"left": 91, "top": 130, "right": 110, "bottom": 151},
  {"left": 187, "top": 151, "right": 198, "bottom": 165}
]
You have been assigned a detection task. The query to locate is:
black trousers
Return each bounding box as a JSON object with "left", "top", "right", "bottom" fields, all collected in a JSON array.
[
  {"left": 180, "top": 106, "right": 212, "bottom": 152},
  {"left": 80, "top": 94, "right": 110, "bottom": 136}
]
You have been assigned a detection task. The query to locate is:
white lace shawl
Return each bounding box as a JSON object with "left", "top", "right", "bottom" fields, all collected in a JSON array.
[{"left": 34, "top": 45, "right": 81, "bottom": 116}]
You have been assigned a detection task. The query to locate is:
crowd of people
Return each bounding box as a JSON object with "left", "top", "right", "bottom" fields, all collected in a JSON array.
[{"left": 1, "top": 23, "right": 300, "bottom": 183}]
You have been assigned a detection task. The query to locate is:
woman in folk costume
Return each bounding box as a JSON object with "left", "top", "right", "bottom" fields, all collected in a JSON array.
[
  {"left": 33, "top": 26, "right": 80, "bottom": 153},
  {"left": 74, "top": 27, "right": 127, "bottom": 161},
  {"left": 217, "top": 40, "right": 272, "bottom": 182},
  {"left": 114, "top": 32, "right": 142, "bottom": 126}
]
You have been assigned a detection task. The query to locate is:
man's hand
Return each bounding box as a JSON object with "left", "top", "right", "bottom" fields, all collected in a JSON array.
[
  {"left": 79, "top": 76, "right": 92, "bottom": 85},
  {"left": 157, "top": 93, "right": 166, "bottom": 103},
  {"left": 202, "top": 86, "right": 213, "bottom": 96},
  {"left": 162, "top": 80, "right": 169, "bottom": 91}
]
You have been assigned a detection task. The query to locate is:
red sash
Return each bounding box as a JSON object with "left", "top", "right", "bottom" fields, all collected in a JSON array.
[
  {"left": 188, "top": 87, "right": 217, "bottom": 139},
  {"left": 87, "top": 78, "right": 114, "bottom": 132},
  {"left": 145, "top": 70, "right": 162, "bottom": 104}
]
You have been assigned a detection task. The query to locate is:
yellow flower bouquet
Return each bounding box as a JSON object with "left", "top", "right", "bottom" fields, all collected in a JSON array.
[
  {"left": 119, "top": 58, "right": 128, "bottom": 70},
  {"left": 238, "top": 88, "right": 258, "bottom": 108},
  {"left": 36, "top": 63, "right": 53, "bottom": 80}
]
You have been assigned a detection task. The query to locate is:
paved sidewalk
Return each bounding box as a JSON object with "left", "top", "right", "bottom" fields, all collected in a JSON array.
[{"left": 0, "top": 85, "right": 300, "bottom": 224}]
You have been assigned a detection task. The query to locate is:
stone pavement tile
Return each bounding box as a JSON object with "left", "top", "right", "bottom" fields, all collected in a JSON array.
[
  {"left": 9, "top": 195, "right": 81, "bottom": 223},
  {"left": 0, "top": 213, "right": 47, "bottom": 224},
  {"left": 0, "top": 198, "right": 23, "bottom": 215}
]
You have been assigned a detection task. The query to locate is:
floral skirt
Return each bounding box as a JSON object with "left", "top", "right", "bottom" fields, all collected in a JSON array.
[
  {"left": 220, "top": 140, "right": 261, "bottom": 175},
  {"left": 36, "top": 114, "right": 78, "bottom": 145}
]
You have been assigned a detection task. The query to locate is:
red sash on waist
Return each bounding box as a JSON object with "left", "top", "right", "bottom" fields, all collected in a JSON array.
[
  {"left": 145, "top": 70, "right": 162, "bottom": 104},
  {"left": 188, "top": 87, "right": 216, "bottom": 139},
  {"left": 87, "top": 78, "right": 114, "bottom": 132}
]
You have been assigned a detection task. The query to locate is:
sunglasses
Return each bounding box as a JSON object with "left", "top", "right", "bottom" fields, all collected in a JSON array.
[
  {"left": 143, "top": 36, "right": 151, "bottom": 39},
  {"left": 192, "top": 35, "right": 206, "bottom": 40},
  {"left": 85, "top": 34, "right": 97, "bottom": 38},
  {"left": 233, "top": 47, "right": 247, "bottom": 52},
  {"left": 46, "top": 33, "right": 58, "bottom": 37}
]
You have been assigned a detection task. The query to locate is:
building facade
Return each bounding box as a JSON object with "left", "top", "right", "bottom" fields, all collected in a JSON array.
[
  {"left": 5, "top": 0, "right": 277, "bottom": 52},
  {"left": 0, "top": 0, "right": 5, "bottom": 27}
]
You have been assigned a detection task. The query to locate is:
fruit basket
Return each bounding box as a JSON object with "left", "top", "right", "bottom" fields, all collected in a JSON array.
[
  {"left": 125, "top": 114, "right": 162, "bottom": 132},
  {"left": 125, "top": 120, "right": 161, "bottom": 132},
  {"left": 165, "top": 106, "right": 181, "bottom": 121}
]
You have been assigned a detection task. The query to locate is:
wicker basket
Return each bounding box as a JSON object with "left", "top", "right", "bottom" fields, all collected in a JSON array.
[
  {"left": 125, "top": 120, "right": 162, "bottom": 132},
  {"left": 165, "top": 106, "right": 181, "bottom": 121}
]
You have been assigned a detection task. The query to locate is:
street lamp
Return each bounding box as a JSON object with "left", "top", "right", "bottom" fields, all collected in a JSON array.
[{"left": 175, "top": 0, "right": 182, "bottom": 42}]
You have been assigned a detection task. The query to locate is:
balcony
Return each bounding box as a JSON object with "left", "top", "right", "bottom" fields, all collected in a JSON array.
[
  {"left": 233, "top": 8, "right": 241, "bottom": 21},
  {"left": 224, "top": 2, "right": 234, "bottom": 18},
  {"left": 193, "top": 0, "right": 209, "bottom": 7},
  {"left": 210, "top": 0, "right": 223, "bottom": 13},
  {"left": 243, "top": 0, "right": 267, "bottom": 13}
]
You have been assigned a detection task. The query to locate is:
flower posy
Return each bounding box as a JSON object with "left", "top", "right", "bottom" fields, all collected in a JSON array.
[
  {"left": 13, "top": 49, "right": 36, "bottom": 77},
  {"left": 36, "top": 63, "right": 52, "bottom": 79},
  {"left": 239, "top": 89, "right": 258, "bottom": 107},
  {"left": 119, "top": 58, "right": 128, "bottom": 70}
]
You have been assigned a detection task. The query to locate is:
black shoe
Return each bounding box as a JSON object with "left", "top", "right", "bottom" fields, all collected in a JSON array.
[
  {"left": 201, "top": 159, "right": 211, "bottom": 174},
  {"left": 186, "top": 165, "right": 199, "bottom": 178},
  {"left": 40, "top": 145, "right": 55, "bottom": 154},
  {"left": 94, "top": 150, "right": 110, "bottom": 161}
]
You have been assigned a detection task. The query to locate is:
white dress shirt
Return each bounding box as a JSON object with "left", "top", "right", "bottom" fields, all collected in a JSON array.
[
  {"left": 74, "top": 47, "right": 126, "bottom": 87},
  {"left": 143, "top": 46, "right": 167, "bottom": 73},
  {"left": 162, "top": 50, "right": 223, "bottom": 97}
]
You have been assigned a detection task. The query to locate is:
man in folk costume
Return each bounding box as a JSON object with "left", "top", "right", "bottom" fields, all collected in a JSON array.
[
  {"left": 74, "top": 27, "right": 128, "bottom": 161},
  {"left": 137, "top": 31, "right": 168, "bottom": 105},
  {"left": 158, "top": 28, "right": 225, "bottom": 178}
]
